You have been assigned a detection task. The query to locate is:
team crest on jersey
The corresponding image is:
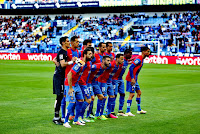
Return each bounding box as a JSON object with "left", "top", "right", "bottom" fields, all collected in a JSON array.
[
  {"left": 134, "top": 59, "right": 140, "bottom": 65},
  {"left": 59, "top": 54, "right": 63, "bottom": 60},
  {"left": 74, "top": 65, "right": 80, "bottom": 70}
]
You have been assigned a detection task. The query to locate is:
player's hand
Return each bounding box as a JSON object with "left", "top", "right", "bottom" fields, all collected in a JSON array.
[
  {"left": 131, "top": 78, "right": 136, "bottom": 86},
  {"left": 68, "top": 88, "right": 74, "bottom": 96},
  {"left": 72, "top": 57, "right": 77, "bottom": 62}
]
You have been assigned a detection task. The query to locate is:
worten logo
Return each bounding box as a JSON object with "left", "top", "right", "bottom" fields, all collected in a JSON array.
[
  {"left": 0, "top": 53, "right": 20, "bottom": 60},
  {"left": 144, "top": 56, "right": 168, "bottom": 64},
  {"left": 178, "top": 57, "right": 200, "bottom": 65},
  {"left": 28, "top": 54, "right": 52, "bottom": 61}
]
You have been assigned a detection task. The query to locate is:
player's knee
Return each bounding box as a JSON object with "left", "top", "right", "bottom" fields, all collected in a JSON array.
[
  {"left": 137, "top": 90, "right": 141, "bottom": 96},
  {"left": 120, "top": 93, "right": 125, "bottom": 97},
  {"left": 98, "top": 95, "right": 104, "bottom": 100},
  {"left": 86, "top": 98, "right": 91, "bottom": 104},
  {"left": 77, "top": 99, "right": 84, "bottom": 102},
  {"left": 56, "top": 94, "right": 63, "bottom": 102},
  {"left": 109, "top": 95, "right": 115, "bottom": 98},
  {"left": 91, "top": 96, "right": 95, "bottom": 101},
  {"left": 129, "top": 93, "right": 135, "bottom": 99}
]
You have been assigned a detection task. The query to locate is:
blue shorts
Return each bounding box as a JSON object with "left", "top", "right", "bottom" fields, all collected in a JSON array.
[
  {"left": 65, "top": 84, "right": 84, "bottom": 103},
  {"left": 80, "top": 85, "right": 91, "bottom": 100},
  {"left": 112, "top": 79, "right": 125, "bottom": 95},
  {"left": 99, "top": 82, "right": 114, "bottom": 97},
  {"left": 87, "top": 83, "right": 94, "bottom": 96},
  {"left": 91, "top": 82, "right": 102, "bottom": 95},
  {"left": 126, "top": 81, "right": 140, "bottom": 93}
]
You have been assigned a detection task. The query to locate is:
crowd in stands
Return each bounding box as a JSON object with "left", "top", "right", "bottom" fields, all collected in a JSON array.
[
  {"left": 70, "top": 14, "right": 132, "bottom": 51},
  {"left": 0, "top": 11, "right": 200, "bottom": 55},
  {"left": 127, "top": 11, "right": 200, "bottom": 54}
]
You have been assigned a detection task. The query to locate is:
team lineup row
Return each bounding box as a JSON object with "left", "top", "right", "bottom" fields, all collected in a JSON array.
[{"left": 52, "top": 36, "right": 151, "bottom": 128}]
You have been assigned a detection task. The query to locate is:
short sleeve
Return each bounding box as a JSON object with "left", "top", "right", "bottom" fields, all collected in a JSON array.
[
  {"left": 58, "top": 50, "right": 67, "bottom": 61},
  {"left": 133, "top": 58, "right": 141, "bottom": 66},
  {"left": 91, "top": 64, "right": 97, "bottom": 72},
  {"left": 71, "top": 64, "right": 81, "bottom": 74}
]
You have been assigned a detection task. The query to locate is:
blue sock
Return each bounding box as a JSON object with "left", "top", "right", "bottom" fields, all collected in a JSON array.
[
  {"left": 74, "top": 101, "right": 83, "bottom": 122},
  {"left": 70, "top": 103, "right": 75, "bottom": 116},
  {"left": 81, "top": 101, "right": 89, "bottom": 119},
  {"left": 107, "top": 98, "right": 115, "bottom": 115},
  {"left": 87, "top": 101, "right": 93, "bottom": 118},
  {"left": 105, "top": 101, "right": 108, "bottom": 113},
  {"left": 119, "top": 95, "right": 125, "bottom": 111},
  {"left": 95, "top": 99, "right": 103, "bottom": 117},
  {"left": 126, "top": 100, "right": 132, "bottom": 113},
  {"left": 111, "top": 97, "right": 116, "bottom": 113},
  {"left": 136, "top": 98, "right": 141, "bottom": 111},
  {"left": 100, "top": 98, "right": 106, "bottom": 116},
  {"left": 65, "top": 103, "right": 75, "bottom": 123},
  {"left": 61, "top": 97, "right": 66, "bottom": 118},
  {"left": 111, "top": 98, "right": 116, "bottom": 114},
  {"left": 107, "top": 98, "right": 112, "bottom": 115}
]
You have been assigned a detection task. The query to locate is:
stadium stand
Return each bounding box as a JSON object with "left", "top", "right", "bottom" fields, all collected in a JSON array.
[{"left": 0, "top": 11, "right": 200, "bottom": 55}]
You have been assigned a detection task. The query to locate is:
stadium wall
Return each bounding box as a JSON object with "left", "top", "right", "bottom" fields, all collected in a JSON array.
[
  {"left": 0, "top": 53, "right": 200, "bottom": 65},
  {"left": 0, "top": 4, "right": 199, "bottom": 15}
]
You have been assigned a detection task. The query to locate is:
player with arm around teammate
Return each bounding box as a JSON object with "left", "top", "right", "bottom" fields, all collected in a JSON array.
[
  {"left": 52, "top": 36, "right": 75, "bottom": 125},
  {"left": 63, "top": 48, "right": 93, "bottom": 128},
  {"left": 125, "top": 47, "right": 150, "bottom": 116},
  {"left": 98, "top": 54, "right": 124, "bottom": 118},
  {"left": 86, "top": 55, "right": 111, "bottom": 120},
  {"left": 112, "top": 49, "right": 132, "bottom": 116}
]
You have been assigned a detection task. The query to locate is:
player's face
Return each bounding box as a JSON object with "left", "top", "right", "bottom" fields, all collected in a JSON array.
[
  {"left": 107, "top": 43, "right": 113, "bottom": 52},
  {"left": 100, "top": 43, "right": 106, "bottom": 53},
  {"left": 65, "top": 38, "right": 70, "bottom": 48},
  {"left": 144, "top": 49, "right": 150, "bottom": 57},
  {"left": 72, "top": 38, "right": 79, "bottom": 48},
  {"left": 117, "top": 56, "right": 124, "bottom": 64},
  {"left": 125, "top": 52, "right": 132, "bottom": 59},
  {"left": 86, "top": 51, "right": 93, "bottom": 61},
  {"left": 103, "top": 58, "right": 111, "bottom": 67}
]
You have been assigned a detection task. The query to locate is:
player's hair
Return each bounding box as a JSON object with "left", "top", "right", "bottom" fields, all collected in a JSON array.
[
  {"left": 87, "top": 47, "right": 94, "bottom": 54},
  {"left": 116, "top": 53, "right": 124, "bottom": 59},
  {"left": 102, "top": 55, "right": 111, "bottom": 61},
  {"left": 59, "top": 36, "right": 68, "bottom": 46},
  {"left": 141, "top": 46, "right": 150, "bottom": 52},
  {"left": 83, "top": 48, "right": 92, "bottom": 56},
  {"left": 106, "top": 42, "right": 112, "bottom": 47},
  {"left": 124, "top": 49, "right": 132, "bottom": 55},
  {"left": 70, "top": 36, "right": 79, "bottom": 42},
  {"left": 98, "top": 42, "right": 105, "bottom": 47},
  {"left": 83, "top": 39, "right": 92, "bottom": 46}
]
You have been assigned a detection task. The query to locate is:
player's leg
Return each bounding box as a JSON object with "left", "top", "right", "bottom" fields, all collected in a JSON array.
[
  {"left": 63, "top": 86, "right": 75, "bottom": 128},
  {"left": 79, "top": 85, "right": 93, "bottom": 122},
  {"left": 117, "top": 80, "right": 127, "bottom": 116},
  {"left": 86, "top": 84, "right": 95, "bottom": 118},
  {"left": 135, "top": 83, "right": 146, "bottom": 114},
  {"left": 110, "top": 80, "right": 119, "bottom": 114},
  {"left": 73, "top": 85, "right": 85, "bottom": 125},
  {"left": 125, "top": 81, "right": 135, "bottom": 116},
  {"left": 98, "top": 82, "right": 107, "bottom": 117},
  {"left": 53, "top": 75, "right": 64, "bottom": 125},
  {"left": 93, "top": 83, "right": 106, "bottom": 120},
  {"left": 106, "top": 83, "right": 117, "bottom": 118}
]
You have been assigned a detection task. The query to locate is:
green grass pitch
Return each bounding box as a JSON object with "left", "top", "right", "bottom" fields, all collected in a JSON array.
[{"left": 0, "top": 60, "right": 200, "bottom": 134}]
